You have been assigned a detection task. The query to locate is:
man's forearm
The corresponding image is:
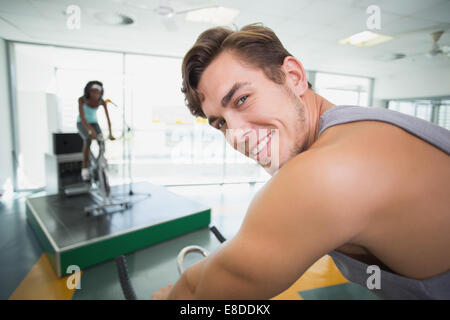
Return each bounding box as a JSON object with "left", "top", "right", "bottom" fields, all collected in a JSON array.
[{"left": 164, "top": 245, "right": 266, "bottom": 299}]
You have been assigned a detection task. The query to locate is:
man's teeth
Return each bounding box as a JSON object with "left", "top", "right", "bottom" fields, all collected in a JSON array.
[{"left": 251, "top": 131, "right": 273, "bottom": 157}]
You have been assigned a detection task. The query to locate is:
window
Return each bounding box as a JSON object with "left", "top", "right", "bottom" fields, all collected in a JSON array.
[
  {"left": 13, "top": 43, "right": 123, "bottom": 189},
  {"left": 388, "top": 101, "right": 416, "bottom": 117},
  {"left": 437, "top": 100, "right": 450, "bottom": 129},
  {"left": 12, "top": 43, "right": 269, "bottom": 189},
  {"left": 387, "top": 98, "right": 450, "bottom": 130},
  {"left": 124, "top": 54, "right": 268, "bottom": 185},
  {"left": 314, "top": 72, "right": 371, "bottom": 106},
  {"left": 12, "top": 44, "right": 379, "bottom": 190}
]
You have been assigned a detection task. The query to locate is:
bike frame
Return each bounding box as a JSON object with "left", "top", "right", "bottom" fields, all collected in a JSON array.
[{"left": 84, "top": 133, "right": 131, "bottom": 216}]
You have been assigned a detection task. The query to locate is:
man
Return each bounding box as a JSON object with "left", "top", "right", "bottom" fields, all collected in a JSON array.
[{"left": 153, "top": 24, "right": 450, "bottom": 299}]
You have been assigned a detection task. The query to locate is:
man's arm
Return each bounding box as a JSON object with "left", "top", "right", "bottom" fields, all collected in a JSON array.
[{"left": 167, "top": 150, "right": 371, "bottom": 299}]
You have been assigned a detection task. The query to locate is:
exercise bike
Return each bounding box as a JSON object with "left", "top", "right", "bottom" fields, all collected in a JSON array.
[{"left": 83, "top": 133, "right": 132, "bottom": 216}]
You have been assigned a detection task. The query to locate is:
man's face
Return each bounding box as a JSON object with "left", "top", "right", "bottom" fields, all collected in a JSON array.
[{"left": 198, "top": 51, "right": 309, "bottom": 173}]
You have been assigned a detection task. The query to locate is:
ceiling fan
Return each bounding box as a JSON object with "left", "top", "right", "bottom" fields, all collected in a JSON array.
[
  {"left": 122, "top": 0, "right": 220, "bottom": 31},
  {"left": 153, "top": 0, "right": 218, "bottom": 17},
  {"left": 376, "top": 29, "right": 450, "bottom": 62},
  {"left": 426, "top": 30, "right": 450, "bottom": 58}
]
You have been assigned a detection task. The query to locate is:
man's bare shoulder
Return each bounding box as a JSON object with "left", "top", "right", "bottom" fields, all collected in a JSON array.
[
  {"left": 242, "top": 145, "right": 373, "bottom": 243},
  {"left": 269, "top": 143, "right": 378, "bottom": 228},
  {"left": 221, "top": 145, "right": 372, "bottom": 291},
  {"left": 281, "top": 143, "right": 370, "bottom": 199},
  {"left": 278, "top": 120, "right": 423, "bottom": 230},
  {"left": 239, "top": 121, "right": 413, "bottom": 245}
]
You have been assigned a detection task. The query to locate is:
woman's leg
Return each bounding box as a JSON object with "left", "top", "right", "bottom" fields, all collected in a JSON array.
[
  {"left": 82, "top": 141, "right": 91, "bottom": 168},
  {"left": 81, "top": 141, "right": 91, "bottom": 181},
  {"left": 78, "top": 121, "right": 92, "bottom": 169}
]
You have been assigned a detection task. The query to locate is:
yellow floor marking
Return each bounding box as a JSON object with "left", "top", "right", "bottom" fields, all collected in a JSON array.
[
  {"left": 9, "top": 252, "right": 344, "bottom": 300},
  {"left": 9, "top": 254, "right": 81, "bottom": 300},
  {"left": 272, "top": 255, "right": 348, "bottom": 300}
]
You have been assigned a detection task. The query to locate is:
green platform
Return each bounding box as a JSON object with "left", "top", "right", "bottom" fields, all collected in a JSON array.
[{"left": 25, "top": 182, "right": 211, "bottom": 277}]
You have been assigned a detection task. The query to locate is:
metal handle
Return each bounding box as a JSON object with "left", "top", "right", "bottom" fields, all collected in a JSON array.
[
  {"left": 177, "top": 245, "right": 208, "bottom": 275},
  {"left": 96, "top": 133, "right": 104, "bottom": 141}
]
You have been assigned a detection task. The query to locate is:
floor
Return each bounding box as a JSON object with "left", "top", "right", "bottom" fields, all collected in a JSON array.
[{"left": 1, "top": 182, "right": 379, "bottom": 300}]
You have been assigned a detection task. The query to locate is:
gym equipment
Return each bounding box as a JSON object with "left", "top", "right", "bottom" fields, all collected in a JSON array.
[
  {"left": 177, "top": 245, "right": 209, "bottom": 274},
  {"left": 53, "top": 132, "right": 83, "bottom": 155},
  {"left": 45, "top": 133, "right": 86, "bottom": 195},
  {"left": 26, "top": 181, "right": 211, "bottom": 277},
  {"left": 116, "top": 255, "right": 138, "bottom": 300},
  {"left": 116, "top": 226, "right": 226, "bottom": 300},
  {"left": 82, "top": 133, "right": 132, "bottom": 216},
  {"left": 45, "top": 152, "right": 84, "bottom": 195}
]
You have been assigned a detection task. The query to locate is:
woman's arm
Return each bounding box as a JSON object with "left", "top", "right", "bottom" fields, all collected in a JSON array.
[{"left": 102, "top": 100, "right": 113, "bottom": 138}]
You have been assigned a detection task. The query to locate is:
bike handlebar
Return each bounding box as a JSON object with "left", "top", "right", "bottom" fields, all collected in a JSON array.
[{"left": 95, "top": 133, "right": 105, "bottom": 142}]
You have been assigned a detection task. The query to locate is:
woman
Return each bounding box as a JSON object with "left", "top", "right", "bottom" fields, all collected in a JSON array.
[{"left": 77, "top": 80, "right": 115, "bottom": 181}]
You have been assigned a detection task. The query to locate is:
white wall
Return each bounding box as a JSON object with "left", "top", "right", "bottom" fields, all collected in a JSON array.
[
  {"left": 0, "top": 38, "right": 13, "bottom": 193},
  {"left": 15, "top": 92, "right": 48, "bottom": 188},
  {"left": 374, "top": 67, "right": 450, "bottom": 101}
]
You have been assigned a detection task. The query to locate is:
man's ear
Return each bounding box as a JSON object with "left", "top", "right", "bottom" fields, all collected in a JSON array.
[{"left": 281, "top": 56, "right": 308, "bottom": 96}]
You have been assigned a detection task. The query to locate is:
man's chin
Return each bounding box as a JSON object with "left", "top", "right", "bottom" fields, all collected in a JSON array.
[{"left": 259, "top": 156, "right": 288, "bottom": 176}]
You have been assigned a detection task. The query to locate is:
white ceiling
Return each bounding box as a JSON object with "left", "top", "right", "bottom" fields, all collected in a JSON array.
[{"left": 0, "top": 0, "right": 449, "bottom": 79}]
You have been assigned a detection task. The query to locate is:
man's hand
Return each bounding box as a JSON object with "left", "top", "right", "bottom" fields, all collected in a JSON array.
[
  {"left": 152, "top": 284, "right": 173, "bottom": 300},
  {"left": 108, "top": 134, "right": 116, "bottom": 141}
]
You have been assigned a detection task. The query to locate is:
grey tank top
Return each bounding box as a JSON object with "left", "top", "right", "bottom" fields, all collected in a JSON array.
[{"left": 318, "top": 105, "right": 450, "bottom": 300}]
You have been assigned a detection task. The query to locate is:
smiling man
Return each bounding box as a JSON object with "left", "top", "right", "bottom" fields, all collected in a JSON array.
[{"left": 153, "top": 24, "right": 450, "bottom": 300}]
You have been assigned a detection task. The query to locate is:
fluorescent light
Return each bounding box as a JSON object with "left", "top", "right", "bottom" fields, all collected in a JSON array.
[
  {"left": 185, "top": 6, "right": 240, "bottom": 25},
  {"left": 340, "top": 31, "right": 393, "bottom": 47}
]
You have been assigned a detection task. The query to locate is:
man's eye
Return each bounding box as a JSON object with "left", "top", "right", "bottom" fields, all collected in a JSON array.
[
  {"left": 237, "top": 95, "right": 248, "bottom": 106},
  {"left": 217, "top": 119, "right": 226, "bottom": 129}
]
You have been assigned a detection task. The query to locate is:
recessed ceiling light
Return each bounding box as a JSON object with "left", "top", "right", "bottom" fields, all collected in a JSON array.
[
  {"left": 94, "top": 12, "right": 134, "bottom": 25},
  {"left": 154, "top": 5, "right": 175, "bottom": 17},
  {"left": 374, "top": 53, "right": 406, "bottom": 61},
  {"left": 340, "top": 31, "right": 393, "bottom": 47},
  {"left": 185, "top": 6, "right": 239, "bottom": 25}
]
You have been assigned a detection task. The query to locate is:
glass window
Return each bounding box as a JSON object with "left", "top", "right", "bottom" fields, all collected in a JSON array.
[
  {"left": 437, "top": 100, "right": 450, "bottom": 130},
  {"left": 389, "top": 101, "right": 415, "bottom": 116},
  {"left": 15, "top": 44, "right": 384, "bottom": 190},
  {"left": 414, "top": 101, "right": 432, "bottom": 122},
  {"left": 13, "top": 43, "right": 124, "bottom": 189},
  {"left": 123, "top": 54, "right": 267, "bottom": 185},
  {"left": 388, "top": 98, "right": 450, "bottom": 130},
  {"left": 315, "top": 72, "right": 371, "bottom": 106}
]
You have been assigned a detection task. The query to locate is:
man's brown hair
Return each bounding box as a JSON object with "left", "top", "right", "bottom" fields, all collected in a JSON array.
[{"left": 181, "top": 23, "right": 311, "bottom": 118}]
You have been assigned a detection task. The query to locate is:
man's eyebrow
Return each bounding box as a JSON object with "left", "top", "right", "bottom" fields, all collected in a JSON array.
[
  {"left": 207, "top": 82, "right": 251, "bottom": 127},
  {"left": 221, "top": 82, "right": 251, "bottom": 108}
]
